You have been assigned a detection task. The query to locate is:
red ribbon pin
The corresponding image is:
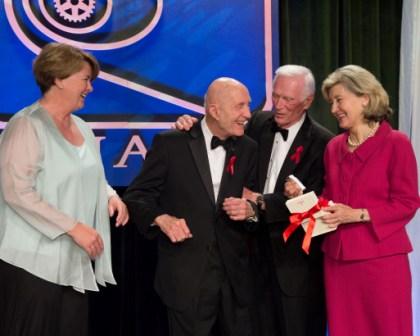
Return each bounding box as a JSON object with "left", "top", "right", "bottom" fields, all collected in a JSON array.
[
  {"left": 290, "top": 145, "right": 304, "bottom": 164},
  {"left": 226, "top": 155, "right": 237, "bottom": 175}
]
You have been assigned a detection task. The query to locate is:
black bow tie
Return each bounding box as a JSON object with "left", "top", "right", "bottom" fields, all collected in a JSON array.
[
  {"left": 271, "top": 123, "right": 289, "bottom": 141},
  {"left": 211, "top": 136, "right": 235, "bottom": 151}
]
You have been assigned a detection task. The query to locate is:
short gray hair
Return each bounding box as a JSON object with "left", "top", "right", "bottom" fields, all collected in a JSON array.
[{"left": 273, "top": 65, "right": 315, "bottom": 99}]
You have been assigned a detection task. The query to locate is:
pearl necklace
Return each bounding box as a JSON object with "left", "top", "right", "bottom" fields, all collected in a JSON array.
[{"left": 347, "top": 122, "right": 379, "bottom": 147}]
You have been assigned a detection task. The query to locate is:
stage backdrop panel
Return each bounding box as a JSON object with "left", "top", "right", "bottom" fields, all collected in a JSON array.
[
  {"left": 1, "top": 0, "right": 279, "bottom": 186},
  {"left": 400, "top": 1, "right": 420, "bottom": 335}
]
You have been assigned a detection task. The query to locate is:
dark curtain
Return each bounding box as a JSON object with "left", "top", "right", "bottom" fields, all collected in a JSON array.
[
  {"left": 89, "top": 1, "right": 403, "bottom": 335},
  {"left": 280, "top": 0, "right": 402, "bottom": 133}
]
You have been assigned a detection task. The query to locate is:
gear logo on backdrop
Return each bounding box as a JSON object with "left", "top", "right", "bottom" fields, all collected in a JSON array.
[
  {"left": 54, "top": 0, "right": 96, "bottom": 23},
  {"left": 4, "top": 0, "right": 272, "bottom": 114},
  {"left": 5, "top": 0, "right": 161, "bottom": 47},
  {"left": 3, "top": 0, "right": 207, "bottom": 113},
  {"left": 2, "top": 0, "right": 275, "bottom": 185}
]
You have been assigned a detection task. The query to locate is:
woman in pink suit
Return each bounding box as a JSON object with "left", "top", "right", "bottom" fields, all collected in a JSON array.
[{"left": 320, "top": 65, "right": 420, "bottom": 336}]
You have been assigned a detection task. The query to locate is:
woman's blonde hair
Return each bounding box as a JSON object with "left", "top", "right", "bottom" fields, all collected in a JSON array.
[
  {"left": 33, "top": 43, "right": 99, "bottom": 94},
  {"left": 321, "top": 65, "right": 392, "bottom": 122}
]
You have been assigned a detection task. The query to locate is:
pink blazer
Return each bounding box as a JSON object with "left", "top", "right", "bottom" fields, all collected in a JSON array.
[{"left": 322, "top": 121, "right": 420, "bottom": 260}]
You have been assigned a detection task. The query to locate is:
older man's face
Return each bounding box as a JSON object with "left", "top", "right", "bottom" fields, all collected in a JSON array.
[
  {"left": 272, "top": 75, "right": 313, "bottom": 128},
  {"left": 216, "top": 85, "right": 251, "bottom": 139}
]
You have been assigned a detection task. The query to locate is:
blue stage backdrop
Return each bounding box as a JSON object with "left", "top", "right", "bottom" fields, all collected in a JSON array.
[{"left": 1, "top": 0, "right": 279, "bottom": 186}]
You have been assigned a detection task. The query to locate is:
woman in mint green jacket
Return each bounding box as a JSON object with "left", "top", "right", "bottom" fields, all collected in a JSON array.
[{"left": 0, "top": 43, "right": 129, "bottom": 336}]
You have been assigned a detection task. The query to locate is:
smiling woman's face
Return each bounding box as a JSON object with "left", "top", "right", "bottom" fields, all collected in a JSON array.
[{"left": 328, "top": 83, "right": 369, "bottom": 130}]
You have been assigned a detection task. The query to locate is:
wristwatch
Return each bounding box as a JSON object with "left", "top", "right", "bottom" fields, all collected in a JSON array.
[
  {"left": 360, "top": 208, "right": 366, "bottom": 222},
  {"left": 256, "top": 194, "right": 266, "bottom": 211},
  {"left": 245, "top": 200, "right": 258, "bottom": 222}
]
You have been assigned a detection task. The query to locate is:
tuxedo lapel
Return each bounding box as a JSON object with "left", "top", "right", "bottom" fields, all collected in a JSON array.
[
  {"left": 216, "top": 158, "right": 235, "bottom": 207},
  {"left": 258, "top": 121, "right": 276, "bottom": 190},
  {"left": 216, "top": 143, "right": 238, "bottom": 205},
  {"left": 217, "top": 163, "right": 229, "bottom": 206},
  {"left": 275, "top": 115, "right": 313, "bottom": 190},
  {"left": 189, "top": 124, "right": 216, "bottom": 204}
]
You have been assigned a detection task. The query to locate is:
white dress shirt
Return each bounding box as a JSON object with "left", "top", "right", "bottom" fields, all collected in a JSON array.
[
  {"left": 201, "top": 118, "right": 226, "bottom": 200},
  {"left": 263, "top": 114, "right": 306, "bottom": 193}
]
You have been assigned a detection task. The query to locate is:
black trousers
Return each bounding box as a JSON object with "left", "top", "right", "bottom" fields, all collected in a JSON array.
[
  {"left": 0, "top": 259, "right": 88, "bottom": 336},
  {"left": 166, "top": 242, "right": 253, "bottom": 336},
  {"left": 268, "top": 268, "right": 326, "bottom": 336}
]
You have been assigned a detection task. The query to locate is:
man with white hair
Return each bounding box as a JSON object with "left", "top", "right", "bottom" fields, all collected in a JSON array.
[
  {"left": 175, "top": 66, "right": 333, "bottom": 336},
  {"left": 245, "top": 65, "right": 333, "bottom": 336}
]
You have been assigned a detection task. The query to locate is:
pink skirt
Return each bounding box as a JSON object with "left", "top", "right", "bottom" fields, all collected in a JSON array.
[{"left": 324, "top": 254, "right": 412, "bottom": 336}]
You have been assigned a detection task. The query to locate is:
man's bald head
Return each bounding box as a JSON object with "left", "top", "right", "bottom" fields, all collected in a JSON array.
[
  {"left": 205, "top": 77, "right": 247, "bottom": 109},
  {"left": 204, "top": 77, "right": 251, "bottom": 139}
]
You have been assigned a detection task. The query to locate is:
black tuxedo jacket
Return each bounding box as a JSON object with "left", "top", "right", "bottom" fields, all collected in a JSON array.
[
  {"left": 246, "top": 111, "right": 333, "bottom": 296},
  {"left": 124, "top": 123, "right": 258, "bottom": 310}
]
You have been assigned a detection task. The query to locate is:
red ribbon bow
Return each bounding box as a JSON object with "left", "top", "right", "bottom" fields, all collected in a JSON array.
[
  {"left": 290, "top": 145, "right": 304, "bottom": 164},
  {"left": 226, "top": 155, "right": 237, "bottom": 175},
  {"left": 283, "top": 197, "right": 329, "bottom": 254}
]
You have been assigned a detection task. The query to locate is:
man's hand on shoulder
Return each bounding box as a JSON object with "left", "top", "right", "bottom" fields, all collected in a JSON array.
[
  {"left": 154, "top": 214, "right": 193, "bottom": 243},
  {"left": 172, "top": 114, "right": 198, "bottom": 131}
]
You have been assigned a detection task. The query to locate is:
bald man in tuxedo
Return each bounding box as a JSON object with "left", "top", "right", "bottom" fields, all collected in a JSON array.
[{"left": 124, "top": 78, "right": 259, "bottom": 336}]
